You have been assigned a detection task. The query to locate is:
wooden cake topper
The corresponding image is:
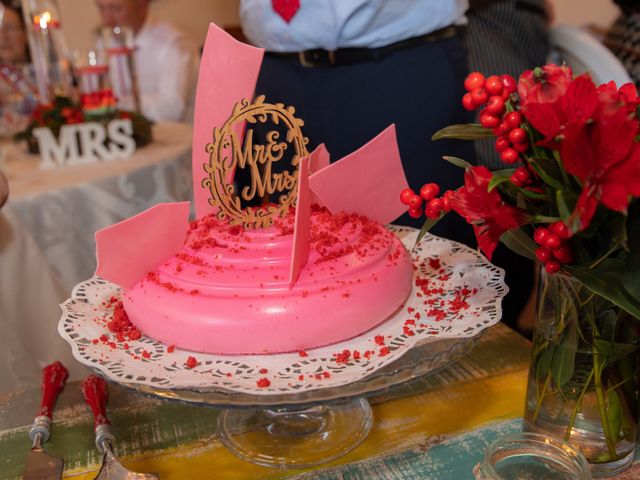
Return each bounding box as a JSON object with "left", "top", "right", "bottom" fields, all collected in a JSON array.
[{"left": 202, "top": 95, "right": 309, "bottom": 228}]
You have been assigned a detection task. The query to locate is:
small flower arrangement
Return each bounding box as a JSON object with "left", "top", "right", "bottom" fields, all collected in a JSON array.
[
  {"left": 403, "top": 64, "right": 640, "bottom": 470},
  {"left": 15, "top": 95, "right": 153, "bottom": 154},
  {"left": 402, "top": 64, "right": 639, "bottom": 317}
]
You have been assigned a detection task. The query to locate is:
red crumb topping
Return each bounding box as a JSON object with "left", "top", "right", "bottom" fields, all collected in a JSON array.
[
  {"left": 299, "top": 350, "right": 308, "bottom": 357},
  {"left": 167, "top": 345, "right": 175, "bottom": 353},
  {"left": 259, "top": 368, "right": 268, "bottom": 374},
  {"left": 107, "top": 302, "right": 142, "bottom": 342},
  {"left": 374, "top": 335, "right": 385, "bottom": 346},
  {"left": 185, "top": 356, "right": 198, "bottom": 369},
  {"left": 257, "top": 378, "right": 271, "bottom": 388}
]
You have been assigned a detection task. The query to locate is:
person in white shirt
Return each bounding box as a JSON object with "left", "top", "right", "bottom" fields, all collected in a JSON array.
[{"left": 95, "top": 0, "right": 198, "bottom": 123}]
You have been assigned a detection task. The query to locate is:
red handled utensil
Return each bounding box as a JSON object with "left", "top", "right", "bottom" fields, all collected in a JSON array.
[
  {"left": 23, "top": 361, "right": 69, "bottom": 480},
  {"left": 81, "top": 375, "right": 159, "bottom": 480}
]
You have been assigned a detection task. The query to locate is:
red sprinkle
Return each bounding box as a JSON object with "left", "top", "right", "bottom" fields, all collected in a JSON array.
[
  {"left": 185, "top": 356, "right": 198, "bottom": 369},
  {"left": 374, "top": 335, "right": 385, "bottom": 346},
  {"left": 257, "top": 377, "right": 271, "bottom": 388},
  {"left": 167, "top": 345, "right": 175, "bottom": 353},
  {"left": 299, "top": 350, "right": 308, "bottom": 357},
  {"left": 379, "top": 346, "right": 390, "bottom": 356},
  {"left": 259, "top": 368, "right": 268, "bottom": 374}
]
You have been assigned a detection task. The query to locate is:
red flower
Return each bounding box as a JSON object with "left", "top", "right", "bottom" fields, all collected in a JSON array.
[
  {"left": 518, "top": 64, "right": 573, "bottom": 108},
  {"left": 522, "top": 74, "right": 599, "bottom": 147},
  {"left": 561, "top": 117, "right": 640, "bottom": 229},
  {"left": 451, "top": 167, "right": 528, "bottom": 259}
]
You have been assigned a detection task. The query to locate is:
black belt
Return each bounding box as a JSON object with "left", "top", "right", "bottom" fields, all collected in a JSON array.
[{"left": 267, "top": 25, "right": 458, "bottom": 67}]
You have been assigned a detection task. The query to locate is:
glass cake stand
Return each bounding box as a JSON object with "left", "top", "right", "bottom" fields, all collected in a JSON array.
[
  {"left": 61, "top": 230, "right": 506, "bottom": 469},
  {"left": 109, "top": 333, "right": 480, "bottom": 469}
]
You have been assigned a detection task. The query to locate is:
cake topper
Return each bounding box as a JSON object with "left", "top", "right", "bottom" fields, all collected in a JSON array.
[{"left": 202, "top": 95, "right": 309, "bottom": 228}]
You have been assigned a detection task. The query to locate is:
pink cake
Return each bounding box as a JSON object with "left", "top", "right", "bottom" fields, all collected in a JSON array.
[{"left": 122, "top": 207, "right": 413, "bottom": 355}]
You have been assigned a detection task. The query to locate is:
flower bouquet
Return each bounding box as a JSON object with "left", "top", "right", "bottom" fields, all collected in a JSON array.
[
  {"left": 402, "top": 65, "right": 640, "bottom": 476},
  {"left": 15, "top": 95, "right": 153, "bottom": 154}
]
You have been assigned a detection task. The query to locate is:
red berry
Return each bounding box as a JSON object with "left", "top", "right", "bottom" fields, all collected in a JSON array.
[
  {"left": 504, "top": 112, "right": 522, "bottom": 129},
  {"left": 408, "top": 194, "right": 423, "bottom": 209},
  {"left": 550, "top": 221, "right": 572, "bottom": 239},
  {"left": 553, "top": 245, "right": 573, "bottom": 264},
  {"left": 508, "top": 127, "right": 527, "bottom": 144},
  {"left": 510, "top": 173, "right": 525, "bottom": 187},
  {"left": 545, "top": 261, "right": 561, "bottom": 274},
  {"left": 497, "top": 121, "right": 511, "bottom": 135},
  {"left": 442, "top": 190, "right": 455, "bottom": 212},
  {"left": 534, "top": 227, "right": 550, "bottom": 245},
  {"left": 501, "top": 74, "right": 517, "bottom": 94},
  {"left": 535, "top": 247, "right": 552, "bottom": 263},
  {"left": 425, "top": 207, "right": 440, "bottom": 219},
  {"left": 408, "top": 207, "right": 423, "bottom": 219},
  {"left": 485, "top": 75, "right": 503, "bottom": 96},
  {"left": 464, "top": 72, "right": 485, "bottom": 92},
  {"left": 480, "top": 110, "right": 500, "bottom": 128},
  {"left": 470, "top": 88, "right": 488, "bottom": 106},
  {"left": 462, "top": 93, "right": 476, "bottom": 111},
  {"left": 513, "top": 141, "right": 529, "bottom": 153},
  {"left": 500, "top": 148, "right": 519, "bottom": 164},
  {"left": 419, "top": 183, "right": 440, "bottom": 201},
  {"left": 495, "top": 136, "right": 510, "bottom": 152},
  {"left": 400, "top": 188, "right": 414, "bottom": 205},
  {"left": 510, "top": 166, "right": 530, "bottom": 187},
  {"left": 486, "top": 95, "right": 506, "bottom": 116},
  {"left": 543, "top": 233, "right": 562, "bottom": 250},
  {"left": 427, "top": 197, "right": 443, "bottom": 214}
]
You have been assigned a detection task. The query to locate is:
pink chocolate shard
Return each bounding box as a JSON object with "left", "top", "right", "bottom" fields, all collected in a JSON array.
[
  {"left": 308, "top": 124, "right": 409, "bottom": 225},
  {"left": 289, "top": 155, "right": 311, "bottom": 287},
  {"left": 308, "top": 143, "right": 330, "bottom": 206},
  {"left": 95, "top": 202, "right": 191, "bottom": 289},
  {"left": 192, "top": 23, "right": 265, "bottom": 219}
]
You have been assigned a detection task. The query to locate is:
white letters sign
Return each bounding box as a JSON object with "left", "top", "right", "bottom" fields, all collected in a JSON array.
[{"left": 34, "top": 119, "right": 137, "bottom": 169}]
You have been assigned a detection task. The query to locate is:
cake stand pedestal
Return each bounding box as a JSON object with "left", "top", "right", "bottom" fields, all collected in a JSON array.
[
  {"left": 114, "top": 334, "right": 477, "bottom": 469},
  {"left": 217, "top": 399, "right": 372, "bottom": 468}
]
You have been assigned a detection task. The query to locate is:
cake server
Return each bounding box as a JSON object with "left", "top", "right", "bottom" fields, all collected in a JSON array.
[
  {"left": 81, "top": 375, "right": 159, "bottom": 480},
  {"left": 23, "top": 361, "right": 69, "bottom": 480}
]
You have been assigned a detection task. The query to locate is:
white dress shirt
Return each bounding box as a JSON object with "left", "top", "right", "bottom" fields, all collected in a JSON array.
[
  {"left": 134, "top": 17, "right": 199, "bottom": 123},
  {"left": 240, "top": 0, "right": 468, "bottom": 52}
]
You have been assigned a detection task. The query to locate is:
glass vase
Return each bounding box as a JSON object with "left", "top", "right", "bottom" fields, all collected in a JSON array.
[{"left": 524, "top": 268, "right": 639, "bottom": 477}]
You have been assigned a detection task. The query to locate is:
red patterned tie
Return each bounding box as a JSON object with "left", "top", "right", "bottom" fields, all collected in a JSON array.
[{"left": 272, "top": 0, "right": 300, "bottom": 23}]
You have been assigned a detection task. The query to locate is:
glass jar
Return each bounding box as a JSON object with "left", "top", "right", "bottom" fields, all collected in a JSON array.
[{"left": 475, "top": 432, "right": 591, "bottom": 479}]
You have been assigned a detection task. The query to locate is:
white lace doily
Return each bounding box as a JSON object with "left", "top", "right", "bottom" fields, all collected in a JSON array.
[{"left": 59, "top": 229, "right": 507, "bottom": 395}]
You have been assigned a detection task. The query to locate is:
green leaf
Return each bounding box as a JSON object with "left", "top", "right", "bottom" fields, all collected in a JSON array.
[
  {"left": 500, "top": 228, "right": 537, "bottom": 261},
  {"left": 556, "top": 190, "right": 571, "bottom": 222},
  {"left": 431, "top": 124, "right": 494, "bottom": 141},
  {"left": 606, "top": 389, "right": 623, "bottom": 443},
  {"left": 414, "top": 215, "right": 444, "bottom": 247},
  {"left": 488, "top": 172, "right": 512, "bottom": 192},
  {"left": 529, "top": 158, "right": 566, "bottom": 191},
  {"left": 535, "top": 344, "right": 555, "bottom": 384},
  {"left": 551, "top": 319, "right": 577, "bottom": 388},
  {"left": 442, "top": 156, "right": 473, "bottom": 170},
  {"left": 564, "top": 265, "right": 640, "bottom": 320},
  {"left": 593, "top": 339, "right": 638, "bottom": 368}
]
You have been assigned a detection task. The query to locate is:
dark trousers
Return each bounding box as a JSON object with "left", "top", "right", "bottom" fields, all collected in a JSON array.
[{"left": 255, "top": 35, "right": 475, "bottom": 243}]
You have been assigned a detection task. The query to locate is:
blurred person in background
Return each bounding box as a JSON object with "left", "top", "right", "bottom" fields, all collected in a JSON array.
[
  {"left": 95, "top": 0, "right": 199, "bottom": 122},
  {"left": 240, "top": 0, "right": 475, "bottom": 241},
  {"left": 605, "top": 0, "right": 640, "bottom": 88},
  {"left": 0, "top": 1, "right": 36, "bottom": 137},
  {"left": 0, "top": 0, "right": 28, "bottom": 64},
  {"left": 462, "top": 0, "right": 551, "bottom": 338}
]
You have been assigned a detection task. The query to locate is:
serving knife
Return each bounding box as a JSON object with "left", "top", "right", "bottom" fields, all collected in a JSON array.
[{"left": 23, "top": 361, "right": 69, "bottom": 480}]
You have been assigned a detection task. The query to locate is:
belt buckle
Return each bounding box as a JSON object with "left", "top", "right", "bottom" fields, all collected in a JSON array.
[{"left": 298, "top": 50, "right": 336, "bottom": 67}]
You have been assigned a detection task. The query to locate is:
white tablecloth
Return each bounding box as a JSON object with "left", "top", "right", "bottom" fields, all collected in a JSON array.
[{"left": 0, "top": 122, "right": 193, "bottom": 392}]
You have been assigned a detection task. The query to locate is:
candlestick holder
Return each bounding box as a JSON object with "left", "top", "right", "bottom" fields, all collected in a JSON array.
[{"left": 20, "top": 0, "right": 72, "bottom": 104}]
